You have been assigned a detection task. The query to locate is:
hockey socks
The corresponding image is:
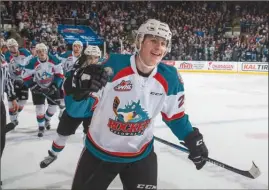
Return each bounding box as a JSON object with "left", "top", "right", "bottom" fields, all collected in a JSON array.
[{"left": 40, "top": 135, "right": 69, "bottom": 168}]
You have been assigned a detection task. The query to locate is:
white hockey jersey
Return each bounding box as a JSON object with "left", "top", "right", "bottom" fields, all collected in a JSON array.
[
  {"left": 22, "top": 54, "right": 64, "bottom": 89},
  {"left": 59, "top": 50, "right": 80, "bottom": 77},
  {"left": 84, "top": 54, "right": 194, "bottom": 163},
  {"left": 4, "top": 48, "right": 32, "bottom": 80}
]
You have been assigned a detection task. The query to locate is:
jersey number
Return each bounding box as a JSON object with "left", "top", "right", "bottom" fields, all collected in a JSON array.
[{"left": 178, "top": 95, "right": 185, "bottom": 108}]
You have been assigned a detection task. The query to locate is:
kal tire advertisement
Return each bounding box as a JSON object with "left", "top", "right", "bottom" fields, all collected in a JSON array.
[{"left": 241, "top": 63, "right": 269, "bottom": 72}]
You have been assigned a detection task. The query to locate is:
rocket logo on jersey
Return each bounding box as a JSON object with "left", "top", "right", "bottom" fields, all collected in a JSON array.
[
  {"left": 107, "top": 97, "right": 151, "bottom": 136},
  {"left": 114, "top": 80, "right": 132, "bottom": 91},
  {"left": 10, "top": 59, "right": 24, "bottom": 76},
  {"left": 34, "top": 64, "right": 54, "bottom": 87}
]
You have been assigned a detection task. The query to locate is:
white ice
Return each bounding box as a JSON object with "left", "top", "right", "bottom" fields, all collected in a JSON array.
[{"left": 1, "top": 73, "right": 268, "bottom": 189}]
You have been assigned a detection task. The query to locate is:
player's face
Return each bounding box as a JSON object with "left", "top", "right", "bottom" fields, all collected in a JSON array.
[
  {"left": 140, "top": 35, "right": 167, "bottom": 66},
  {"left": 37, "top": 49, "right": 47, "bottom": 61},
  {"left": 73, "top": 44, "right": 81, "bottom": 54},
  {"left": 86, "top": 55, "right": 100, "bottom": 65},
  {"left": 8, "top": 45, "right": 18, "bottom": 54}
]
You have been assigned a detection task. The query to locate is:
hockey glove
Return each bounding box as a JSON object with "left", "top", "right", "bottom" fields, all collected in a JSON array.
[
  {"left": 181, "top": 127, "right": 208, "bottom": 170},
  {"left": 14, "top": 79, "right": 24, "bottom": 89},
  {"left": 47, "top": 83, "right": 58, "bottom": 96},
  {"left": 30, "top": 83, "right": 41, "bottom": 94},
  {"left": 73, "top": 64, "right": 109, "bottom": 93},
  {"left": 30, "top": 84, "right": 49, "bottom": 94}
]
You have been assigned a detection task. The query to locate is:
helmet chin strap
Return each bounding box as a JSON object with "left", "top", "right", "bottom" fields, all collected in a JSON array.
[{"left": 138, "top": 54, "right": 156, "bottom": 70}]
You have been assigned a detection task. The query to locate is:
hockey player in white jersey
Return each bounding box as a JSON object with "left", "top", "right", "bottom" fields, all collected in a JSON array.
[
  {"left": 57, "top": 40, "right": 83, "bottom": 119},
  {"left": 71, "top": 19, "right": 209, "bottom": 190},
  {"left": 4, "top": 38, "right": 32, "bottom": 130},
  {"left": 22, "top": 43, "right": 64, "bottom": 137},
  {"left": 60, "top": 40, "right": 83, "bottom": 77}
]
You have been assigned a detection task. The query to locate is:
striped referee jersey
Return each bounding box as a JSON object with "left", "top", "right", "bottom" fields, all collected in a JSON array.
[{"left": 0, "top": 53, "right": 16, "bottom": 101}]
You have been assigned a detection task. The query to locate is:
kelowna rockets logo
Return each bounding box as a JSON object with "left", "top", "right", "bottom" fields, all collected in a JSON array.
[{"left": 107, "top": 97, "right": 151, "bottom": 136}]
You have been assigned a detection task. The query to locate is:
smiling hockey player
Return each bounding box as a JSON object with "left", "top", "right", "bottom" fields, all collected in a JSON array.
[
  {"left": 71, "top": 19, "right": 209, "bottom": 190},
  {"left": 22, "top": 43, "right": 64, "bottom": 137}
]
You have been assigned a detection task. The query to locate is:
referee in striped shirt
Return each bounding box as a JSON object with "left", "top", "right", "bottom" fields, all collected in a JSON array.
[{"left": 1, "top": 40, "right": 19, "bottom": 159}]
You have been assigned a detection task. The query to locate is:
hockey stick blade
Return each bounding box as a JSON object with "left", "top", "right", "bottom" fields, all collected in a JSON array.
[
  {"left": 203, "top": 157, "right": 261, "bottom": 179},
  {"left": 154, "top": 136, "right": 261, "bottom": 179}
]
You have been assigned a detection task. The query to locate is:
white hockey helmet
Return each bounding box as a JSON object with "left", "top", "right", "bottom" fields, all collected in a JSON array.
[
  {"left": 135, "top": 19, "right": 172, "bottom": 53},
  {"left": 72, "top": 40, "right": 83, "bottom": 48},
  {"left": 84, "top": 45, "right": 101, "bottom": 57},
  {"left": 36, "top": 43, "right": 48, "bottom": 52},
  {"left": 6, "top": 38, "right": 19, "bottom": 48}
]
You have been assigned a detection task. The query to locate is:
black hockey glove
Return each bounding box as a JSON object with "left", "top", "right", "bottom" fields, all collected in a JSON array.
[
  {"left": 181, "top": 127, "right": 208, "bottom": 170},
  {"left": 30, "top": 83, "right": 49, "bottom": 95},
  {"left": 47, "top": 83, "right": 58, "bottom": 96},
  {"left": 30, "top": 83, "right": 42, "bottom": 94},
  {"left": 14, "top": 79, "right": 24, "bottom": 89},
  {"left": 73, "top": 64, "right": 109, "bottom": 93}
]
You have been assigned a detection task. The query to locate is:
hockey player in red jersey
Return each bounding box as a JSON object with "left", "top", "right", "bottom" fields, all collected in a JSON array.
[{"left": 71, "top": 19, "right": 209, "bottom": 190}]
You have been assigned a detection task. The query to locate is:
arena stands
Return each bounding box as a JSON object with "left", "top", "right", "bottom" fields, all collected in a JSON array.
[{"left": 0, "top": 1, "right": 268, "bottom": 62}]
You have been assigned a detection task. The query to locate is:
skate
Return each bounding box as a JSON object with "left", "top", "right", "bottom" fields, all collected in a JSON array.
[
  {"left": 40, "top": 150, "right": 57, "bottom": 168},
  {"left": 45, "top": 119, "right": 51, "bottom": 130},
  {"left": 38, "top": 126, "right": 45, "bottom": 137},
  {"left": 5, "top": 120, "right": 19, "bottom": 132}
]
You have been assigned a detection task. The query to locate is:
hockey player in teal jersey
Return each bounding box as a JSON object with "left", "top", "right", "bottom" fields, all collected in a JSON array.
[
  {"left": 39, "top": 45, "right": 103, "bottom": 168},
  {"left": 71, "top": 19, "right": 209, "bottom": 190},
  {"left": 22, "top": 43, "right": 64, "bottom": 137},
  {"left": 4, "top": 38, "right": 32, "bottom": 130}
]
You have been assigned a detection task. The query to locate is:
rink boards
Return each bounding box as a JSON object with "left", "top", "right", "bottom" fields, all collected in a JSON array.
[{"left": 162, "top": 61, "right": 268, "bottom": 75}]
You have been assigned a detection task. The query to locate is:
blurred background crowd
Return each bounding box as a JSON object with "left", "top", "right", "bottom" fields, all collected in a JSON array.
[{"left": 0, "top": 1, "right": 268, "bottom": 62}]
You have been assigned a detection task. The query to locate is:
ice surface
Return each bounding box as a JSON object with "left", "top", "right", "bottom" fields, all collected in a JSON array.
[{"left": 1, "top": 73, "right": 268, "bottom": 189}]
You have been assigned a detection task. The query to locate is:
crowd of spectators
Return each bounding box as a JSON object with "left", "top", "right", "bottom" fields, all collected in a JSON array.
[{"left": 0, "top": 1, "right": 268, "bottom": 62}]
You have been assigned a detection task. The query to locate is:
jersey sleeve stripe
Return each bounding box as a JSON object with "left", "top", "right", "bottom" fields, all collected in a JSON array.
[
  {"left": 89, "top": 93, "right": 99, "bottom": 111},
  {"left": 55, "top": 73, "right": 64, "bottom": 78},
  {"left": 112, "top": 66, "right": 134, "bottom": 82},
  {"left": 23, "top": 76, "right": 32, "bottom": 81},
  {"left": 161, "top": 111, "right": 185, "bottom": 121},
  {"left": 153, "top": 73, "right": 168, "bottom": 94}
]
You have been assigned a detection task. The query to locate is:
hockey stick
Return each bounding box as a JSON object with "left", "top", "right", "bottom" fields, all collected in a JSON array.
[
  {"left": 154, "top": 136, "right": 261, "bottom": 179},
  {"left": 41, "top": 93, "right": 65, "bottom": 109}
]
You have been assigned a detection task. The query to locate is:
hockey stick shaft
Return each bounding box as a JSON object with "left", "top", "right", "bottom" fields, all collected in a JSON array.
[
  {"left": 41, "top": 93, "right": 65, "bottom": 109},
  {"left": 154, "top": 136, "right": 261, "bottom": 179}
]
